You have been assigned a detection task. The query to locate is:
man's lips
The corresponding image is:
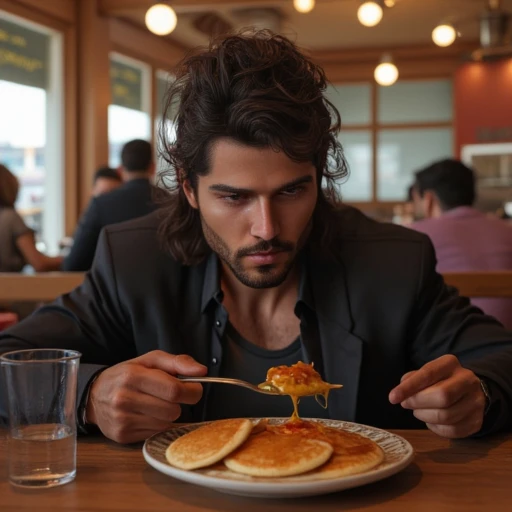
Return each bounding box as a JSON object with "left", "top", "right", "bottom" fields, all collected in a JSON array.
[{"left": 245, "top": 250, "right": 286, "bottom": 264}]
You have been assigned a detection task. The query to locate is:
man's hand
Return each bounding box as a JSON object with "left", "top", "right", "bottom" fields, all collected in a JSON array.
[
  {"left": 389, "top": 355, "right": 486, "bottom": 439},
  {"left": 86, "top": 351, "right": 207, "bottom": 443}
]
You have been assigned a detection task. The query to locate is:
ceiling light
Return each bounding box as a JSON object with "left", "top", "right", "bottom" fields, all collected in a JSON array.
[
  {"left": 293, "top": 0, "right": 315, "bottom": 13},
  {"left": 357, "top": 1, "right": 384, "bottom": 27},
  {"left": 374, "top": 54, "right": 399, "bottom": 86},
  {"left": 145, "top": 4, "right": 177, "bottom": 36},
  {"left": 432, "top": 24, "right": 457, "bottom": 47},
  {"left": 383, "top": 0, "right": 396, "bottom": 6}
]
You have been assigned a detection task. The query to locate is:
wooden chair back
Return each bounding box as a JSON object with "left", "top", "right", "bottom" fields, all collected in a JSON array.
[{"left": 442, "top": 271, "right": 512, "bottom": 298}]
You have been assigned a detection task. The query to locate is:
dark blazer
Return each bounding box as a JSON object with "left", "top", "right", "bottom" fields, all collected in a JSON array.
[
  {"left": 62, "top": 178, "right": 158, "bottom": 271},
  {"left": 2, "top": 207, "right": 512, "bottom": 432}
]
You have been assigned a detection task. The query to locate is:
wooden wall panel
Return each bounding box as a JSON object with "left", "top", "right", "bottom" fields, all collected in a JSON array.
[
  {"left": 5, "top": 0, "right": 74, "bottom": 24},
  {"left": 109, "top": 18, "right": 186, "bottom": 71},
  {"left": 77, "top": 0, "right": 110, "bottom": 212}
]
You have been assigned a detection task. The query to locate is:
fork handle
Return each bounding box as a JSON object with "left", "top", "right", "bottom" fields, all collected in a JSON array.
[{"left": 177, "top": 376, "right": 221, "bottom": 383}]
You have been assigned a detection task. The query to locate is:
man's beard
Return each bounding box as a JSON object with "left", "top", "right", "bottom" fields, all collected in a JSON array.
[{"left": 199, "top": 213, "right": 310, "bottom": 289}]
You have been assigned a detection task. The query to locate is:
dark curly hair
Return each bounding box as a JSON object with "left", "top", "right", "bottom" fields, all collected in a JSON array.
[{"left": 158, "top": 30, "right": 348, "bottom": 265}]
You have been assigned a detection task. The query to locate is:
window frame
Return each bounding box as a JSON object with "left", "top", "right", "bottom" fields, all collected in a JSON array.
[
  {"left": 0, "top": 9, "right": 65, "bottom": 254},
  {"left": 332, "top": 78, "right": 455, "bottom": 212}
]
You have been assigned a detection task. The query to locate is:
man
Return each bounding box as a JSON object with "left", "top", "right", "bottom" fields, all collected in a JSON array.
[
  {"left": 91, "top": 166, "right": 122, "bottom": 197},
  {"left": 1, "top": 32, "right": 511, "bottom": 444},
  {"left": 411, "top": 159, "right": 512, "bottom": 328},
  {"left": 62, "top": 139, "right": 158, "bottom": 271}
]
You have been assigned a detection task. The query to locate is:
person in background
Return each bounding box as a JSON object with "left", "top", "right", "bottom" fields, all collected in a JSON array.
[
  {"left": 92, "top": 166, "right": 122, "bottom": 197},
  {"left": 62, "top": 139, "right": 159, "bottom": 271},
  {"left": 0, "top": 164, "right": 63, "bottom": 273},
  {"left": 410, "top": 158, "right": 512, "bottom": 329}
]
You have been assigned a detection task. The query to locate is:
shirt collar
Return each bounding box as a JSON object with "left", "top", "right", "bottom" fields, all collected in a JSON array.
[
  {"left": 200, "top": 250, "right": 316, "bottom": 316},
  {"left": 201, "top": 252, "right": 223, "bottom": 313},
  {"left": 441, "top": 206, "right": 482, "bottom": 219}
]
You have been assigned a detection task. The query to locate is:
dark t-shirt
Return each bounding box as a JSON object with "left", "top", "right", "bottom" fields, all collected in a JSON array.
[
  {"left": 0, "top": 207, "right": 31, "bottom": 272},
  {"left": 206, "top": 322, "right": 330, "bottom": 421}
]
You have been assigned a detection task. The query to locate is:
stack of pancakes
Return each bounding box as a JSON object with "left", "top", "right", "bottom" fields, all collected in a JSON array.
[{"left": 165, "top": 418, "right": 384, "bottom": 480}]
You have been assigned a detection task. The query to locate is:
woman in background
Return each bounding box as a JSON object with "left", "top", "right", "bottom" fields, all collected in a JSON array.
[{"left": 0, "top": 164, "right": 63, "bottom": 272}]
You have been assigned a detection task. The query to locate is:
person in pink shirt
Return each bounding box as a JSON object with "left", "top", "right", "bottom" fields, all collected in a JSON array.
[{"left": 410, "top": 159, "right": 512, "bottom": 329}]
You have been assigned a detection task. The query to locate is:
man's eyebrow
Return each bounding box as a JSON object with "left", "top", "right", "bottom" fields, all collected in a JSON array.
[{"left": 208, "top": 175, "right": 313, "bottom": 194}]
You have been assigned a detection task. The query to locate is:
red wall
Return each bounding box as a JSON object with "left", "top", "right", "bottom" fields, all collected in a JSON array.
[{"left": 455, "top": 58, "right": 512, "bottom": 155}]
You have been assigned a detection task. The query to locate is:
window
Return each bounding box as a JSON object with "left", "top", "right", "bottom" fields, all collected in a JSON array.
[
  {"left": 0, "top": 12, "right": 64, "bottom": 253},
  {"left": 154, "top": 69, "right": 175, "bottom": 181},
  {"left": 325, "top": 83, "right": 371, "bottom": 126},
  {"left": 328, "top": 79, "right": 454, "bottom": 204},
  {"left": 325, "top": 84, "right": 372, "bottom": 201},
  {"left": 377, "top": 128, "right": 453, "bottom": 200},
  {"left": 108, "top": 53, "right": 151, "bottom": 167},
  {"left": 337, "top": 131, "right": 372, "bottom": 201}
]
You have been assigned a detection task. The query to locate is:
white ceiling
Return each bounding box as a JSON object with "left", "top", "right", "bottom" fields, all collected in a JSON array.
[{"left": 120, "top": 0, "right": 512, "bottom": 50}]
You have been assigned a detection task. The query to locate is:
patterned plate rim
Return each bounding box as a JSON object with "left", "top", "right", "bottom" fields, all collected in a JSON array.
[{"left": 143, "top": 418, "right": 415, "bottom": 489}]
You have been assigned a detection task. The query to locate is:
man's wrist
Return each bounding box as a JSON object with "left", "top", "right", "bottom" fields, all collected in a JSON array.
[
  {"left": 471, "top": 376, "right": 505, "bottom": 437},
  {"left": 77, "top": 372, "right": 101, "bottom": 434}
]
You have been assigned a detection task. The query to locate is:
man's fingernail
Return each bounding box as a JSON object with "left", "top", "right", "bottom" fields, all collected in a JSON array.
[{"left": 389, "top": 391, "right": 400, "bottom": 404}]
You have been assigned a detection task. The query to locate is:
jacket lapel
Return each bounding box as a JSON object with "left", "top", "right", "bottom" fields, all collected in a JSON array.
[
  {"left": 309, "top": 255, "right": 364, "bottom": 422},
  {"left": 172, "top": 262, "right": 214, "bottom": 422}
]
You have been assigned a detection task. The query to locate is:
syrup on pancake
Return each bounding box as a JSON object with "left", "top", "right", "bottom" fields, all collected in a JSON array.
[{"left": 258, "top": 361, "right": 343, "bottom": 420}]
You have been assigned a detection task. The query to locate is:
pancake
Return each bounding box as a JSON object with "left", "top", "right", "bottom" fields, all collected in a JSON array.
[
  {"left": 165, "top": 418, "right": 253, "bottom": 470},
  {"left": 224, "top": 430, "right": 333, "bottom": 477},
  {"left": 288, "top": 426, "right": 384, "bottom": 481}
]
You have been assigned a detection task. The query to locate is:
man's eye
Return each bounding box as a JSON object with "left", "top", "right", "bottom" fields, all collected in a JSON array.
[
  {"left": 281, "top": 186, "right": 304, "bottom": 196},
  {"left": 221, "top": 194, "right": 243, "bottom": 202}
]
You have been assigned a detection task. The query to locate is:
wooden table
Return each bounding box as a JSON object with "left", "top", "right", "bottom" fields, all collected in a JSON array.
[{"left": 0, "top": 430, "right": 511, "bottom": 511}]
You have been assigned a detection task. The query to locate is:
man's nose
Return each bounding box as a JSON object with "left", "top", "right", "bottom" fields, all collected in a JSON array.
[{"left": 250, "top": 198, "right": 280, "bottom": 241}]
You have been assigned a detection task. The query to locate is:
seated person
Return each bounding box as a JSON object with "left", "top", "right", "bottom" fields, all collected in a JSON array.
[
  {"left": 1, "top": 33, "right": 511, "bottom": 445},
  {"left": 62, "top": 139, "right": 159, "bottom": 271},
  {"left": 0, "top": 164, "right": 63, "bottom": 272},
  {"left": 92, "top": 166, "right": 122, "bottom": 197},
  {"left": 410, "top": 159, "right": 512, "bottom": 329}
]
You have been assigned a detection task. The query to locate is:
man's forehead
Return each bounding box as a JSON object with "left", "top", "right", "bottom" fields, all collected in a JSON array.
[{"left": 204, "top": 138, "right": 316, "bottom": 185}]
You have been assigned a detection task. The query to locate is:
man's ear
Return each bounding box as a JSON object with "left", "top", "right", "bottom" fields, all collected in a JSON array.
[
  {"left": 182, "top": 179, "right": 199, "bottom": 209},
  {"left": 423, "top": 190, "right": 438, "bottom": 218}
]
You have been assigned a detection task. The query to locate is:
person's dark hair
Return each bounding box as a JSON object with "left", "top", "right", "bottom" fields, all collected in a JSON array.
[
  {"left": 93, "top": 166, "right": 121, "bottom": 183},
  {"left": 120, "top": 139, "right": 153, "bottom": 172},
  {"left": 414, "top": 159, "right": 476, "bottom": 211},
  {"left": 157, "top": 30, "right": 348, "bottom": 265},
  {"left": 0, "top": 164, "right": 19, "bottom": 208}
]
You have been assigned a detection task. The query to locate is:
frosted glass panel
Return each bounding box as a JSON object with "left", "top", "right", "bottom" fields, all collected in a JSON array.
[
  {"left": 325, "top": 84, "right": 371, "bottom": 126},
  {"left": 334, "top": 131, "right": 372, "bottom": 201},
  {"left": 108, "top": 106, "right": 151, "bottom": 167},
  {"left": 377, "top": 128, "right": 453, "bottom": 200},
  {"left": 378, "top": 80, "right": 453, "bottom": 124}
]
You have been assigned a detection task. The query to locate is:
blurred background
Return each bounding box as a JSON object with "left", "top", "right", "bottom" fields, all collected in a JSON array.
[{"left": 1, "top": 0, "right": 512, "bottom": 253}]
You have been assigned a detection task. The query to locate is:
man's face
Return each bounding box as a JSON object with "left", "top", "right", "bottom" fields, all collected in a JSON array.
[
  {"left": 92, "top": 178, "right": 121, "bottom": 197},
  {"left": 183, "top": 139, "right": 318, "bottom": 289},
  {"left": 411, "top": 187, "right": 439, "bottom": 220}
]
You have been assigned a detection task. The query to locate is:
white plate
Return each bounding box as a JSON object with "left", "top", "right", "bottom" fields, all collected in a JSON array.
[{"left": 143, "top": 418, "right": 414, "bottom": 499}]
